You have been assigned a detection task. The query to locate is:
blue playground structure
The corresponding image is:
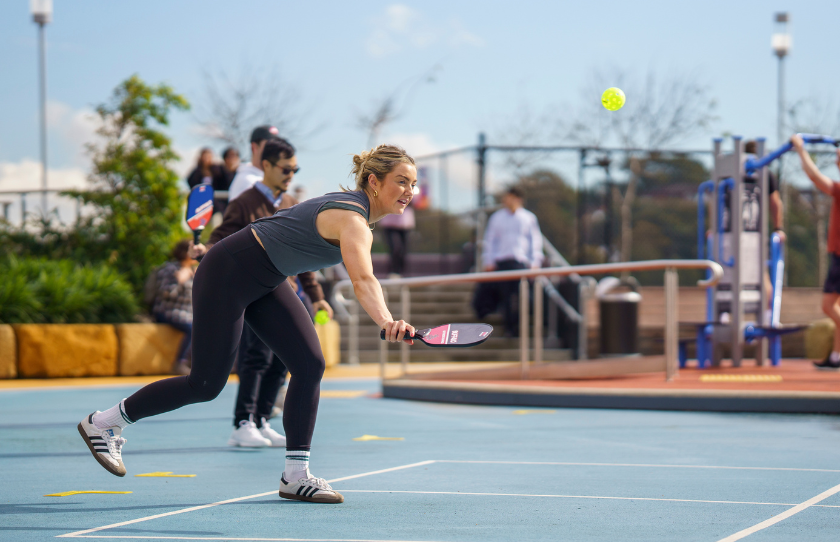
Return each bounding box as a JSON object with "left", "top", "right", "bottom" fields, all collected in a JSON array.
[{"left": 684, "top": 134, "right": 839, "bottom": 368}]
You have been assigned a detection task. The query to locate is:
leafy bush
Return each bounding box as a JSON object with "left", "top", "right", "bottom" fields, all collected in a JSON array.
[{"left": 0, "top": 257, "right": 138, "bottom": 324}]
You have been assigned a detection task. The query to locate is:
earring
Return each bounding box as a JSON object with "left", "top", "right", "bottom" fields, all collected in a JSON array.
[{"left": 373, "top": 190, "right": 378, "bottom": 197}]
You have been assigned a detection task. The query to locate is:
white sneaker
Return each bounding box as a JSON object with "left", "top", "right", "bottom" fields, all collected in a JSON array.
[
  {"left": 77, "top": 412, "right": 127, "bottom": 477},
  {"left": 279, "top": 473, "right": 344, "bottom": 504},
  {"left": 228, "top": 420, "right": 271, "bottom": 447},
  {"left": 258, "top": 419, "right": 286, "bottom": 447}
]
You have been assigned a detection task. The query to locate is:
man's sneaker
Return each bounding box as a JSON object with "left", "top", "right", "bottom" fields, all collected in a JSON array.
[
  {"left": 77, "top": 412, "right": 127, "bottom": 477},
  {"left": 814, "top": 356, "right": 840, "bottom": 370},
  {"left": 258, "top": 419, "right": 286, "bottom": 447},
  {"left": 228, "top": 420, "right": 271, "bottom": 447},
  {"left": 279, "top": 473, "right": 344, "bottom": 504}
]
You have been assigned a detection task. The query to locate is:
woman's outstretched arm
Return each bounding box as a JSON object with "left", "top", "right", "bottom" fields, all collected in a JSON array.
[{"left": 338, "top": 212, "right": 415, "bottom": 344}]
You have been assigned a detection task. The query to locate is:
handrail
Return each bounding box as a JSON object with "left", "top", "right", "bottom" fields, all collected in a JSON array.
[
  {"left": 333, "top": 259, "right": 722, "bottom": 294},
  {"left": 745, "top": 133, "right": 839, "bottom": 173},
  {"left": 331, "top": 259, "right": 723, "bottom": 381}
]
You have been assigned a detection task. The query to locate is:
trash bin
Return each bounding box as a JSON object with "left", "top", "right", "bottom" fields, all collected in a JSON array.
[{"left": 597, "top": 277, "right": 642, "bottom": 357}]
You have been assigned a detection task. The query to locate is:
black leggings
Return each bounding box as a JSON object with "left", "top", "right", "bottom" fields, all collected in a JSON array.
[{"left": 123, "top": 227, "right": 325, "bottom": 450}]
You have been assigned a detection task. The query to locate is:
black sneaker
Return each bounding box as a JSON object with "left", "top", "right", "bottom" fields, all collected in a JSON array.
[{"left": 813, "top": 356, "right": 840, "bottom": 371}]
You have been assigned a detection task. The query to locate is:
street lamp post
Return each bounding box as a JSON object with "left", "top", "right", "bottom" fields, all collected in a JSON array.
[
  {"left": 31, "top": 0, "right": 52, "bottom": 216},
  {"left": 772, "top": 11, "right": 791, "bottom": 285}
]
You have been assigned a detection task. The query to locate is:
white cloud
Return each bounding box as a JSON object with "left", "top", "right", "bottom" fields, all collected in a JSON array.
[
  {"left": 0, "top": 159, "right": 90, "bottom": 224},
  {"left": 366, "top": 4, "right": 484, "bottom": 58},
  {"left": 46, "top": 100, "right": 100, "bottom": 167}
]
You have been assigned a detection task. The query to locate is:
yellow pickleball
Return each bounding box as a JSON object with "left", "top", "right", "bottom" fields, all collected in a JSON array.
[
  {"left": 314, "top": 310, "right": 330, "bottom": 325},
  {"left": 601, "top": 87, "right": 625, "bottom": 111}
]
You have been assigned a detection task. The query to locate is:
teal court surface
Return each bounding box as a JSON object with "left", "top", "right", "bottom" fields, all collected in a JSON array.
[{"left": 1, "top": 376, "right": 839, "bottom": 541}]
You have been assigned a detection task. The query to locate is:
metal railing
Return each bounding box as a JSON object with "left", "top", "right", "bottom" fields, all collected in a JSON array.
[{"left": 331, "top": 259, "right": 724, "bottom": 382}]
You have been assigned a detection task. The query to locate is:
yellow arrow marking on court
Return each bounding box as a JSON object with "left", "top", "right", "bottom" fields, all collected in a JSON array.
[
  {"left": 700, "top": 375, "right": 783, "bottom": 382},
  {"left": 321, "top": 390, "right": 368, "bottom": 398},
  {"left": 513, "top": 410, "right": 557, "bottom": 415},
  {"left": 44, "top": 491, "right": 132, "bottom": 497},
  {"left": 134, "top": 472, "right": 196, "bottom": 477},
  {"left": 352, "top": 435, "right": 404, "bottom": 441}
]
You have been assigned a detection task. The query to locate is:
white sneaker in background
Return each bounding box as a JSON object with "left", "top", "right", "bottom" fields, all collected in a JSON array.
[
  {"left": 258, "top": 419, "right": 287, "bottom": 447},
  {"left": 227, "top": 420, "right": 271, "bottom": 447}
]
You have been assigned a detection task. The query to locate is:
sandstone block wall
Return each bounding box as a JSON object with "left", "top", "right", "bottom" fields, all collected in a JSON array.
[{"left": 15, "top": 324, "right": 118, "bottom": 378}]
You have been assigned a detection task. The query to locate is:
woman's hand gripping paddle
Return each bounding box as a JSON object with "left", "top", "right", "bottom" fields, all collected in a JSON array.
[
  {"left": 186, "top": 185, "right": 214, "bottom": 245},
  {"left": 380, "top": 323, "right": 493, "bottom": 348}
]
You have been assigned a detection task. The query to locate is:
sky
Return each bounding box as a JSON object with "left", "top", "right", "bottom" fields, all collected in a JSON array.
[{"left": 1, "top": 0, "right": 839, "bottom": 222}]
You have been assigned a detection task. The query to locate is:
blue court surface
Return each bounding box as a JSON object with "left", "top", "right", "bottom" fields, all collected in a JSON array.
[{"left": 1, "top": 376, "right": 839, "bottom": 541}]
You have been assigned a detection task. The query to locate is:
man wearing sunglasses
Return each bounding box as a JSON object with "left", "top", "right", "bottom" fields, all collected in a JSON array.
[
  {"left": 190, "top": 137, "right": 332, "bottom": 448},
  {"left": 228, "top": 125, "right": 281, "bottom": 202}
]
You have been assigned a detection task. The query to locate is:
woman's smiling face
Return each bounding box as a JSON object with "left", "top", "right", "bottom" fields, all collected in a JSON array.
[{"left": 375, "top": 162, "right": 417, "bottom": 215}]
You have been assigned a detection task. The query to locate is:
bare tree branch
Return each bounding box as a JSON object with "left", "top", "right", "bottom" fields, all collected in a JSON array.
[
  {"left": 195, "top": 65, "right": 324, "bottom": 152},
  {"left": 355, "top": 64, "right": 440, "bottom": 148}
]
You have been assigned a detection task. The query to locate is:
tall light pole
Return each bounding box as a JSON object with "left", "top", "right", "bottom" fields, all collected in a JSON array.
[
  {"left": 772, "top": 11, "right": 791, "bottom": 284},
  {"left": 31, "top": 0, "right": 52, "bottom": 215}
]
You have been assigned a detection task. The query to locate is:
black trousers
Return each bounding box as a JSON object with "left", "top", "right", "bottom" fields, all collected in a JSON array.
[
  {"left": 384, "top": 228, "right": 409, "bottom": 275},
  {"left": 234, "top": 324, "right": 288, "bottom": 426},
  {"left": 496, "top": 259, "right": 528, "bottom": 336},
  {"left": 123, "top": 227, "right": 325, "bottom": 450}
]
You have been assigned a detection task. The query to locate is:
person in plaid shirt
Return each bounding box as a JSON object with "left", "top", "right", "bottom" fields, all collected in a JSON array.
[{"left": 152, "top": 239, "right": 196, "bottom": 375}]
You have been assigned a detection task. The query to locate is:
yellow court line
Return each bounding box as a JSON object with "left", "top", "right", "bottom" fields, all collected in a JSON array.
[
  {"left": 513, "top": 409, "right": 557, "bottom": 415},
  {"left": 320, "top": 390, "right": 367, "bottom": 398},
  {"left": 352, "top": 434, "right": 405, "bottom": 441},
  {"left": 135, "top": 472, "right": 196, "bottom": 478},
  {"left": 45, "top": 491, "right": 132, "bottom": 497},
  {"left": 700, "top": 375, "right": 783, "bottom": 382}
]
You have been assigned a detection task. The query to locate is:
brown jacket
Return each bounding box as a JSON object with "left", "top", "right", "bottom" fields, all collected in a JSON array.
[{"left": 207, "top": 185, "right": 324, "bottom": 302}]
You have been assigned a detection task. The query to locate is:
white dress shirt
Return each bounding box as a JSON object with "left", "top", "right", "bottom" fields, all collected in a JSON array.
[
  {"left": 227, "top": 163, "right": 263, "bottom": 202},
  {"left": 482, "top": 207, "right": 544, "bottom": 268}
]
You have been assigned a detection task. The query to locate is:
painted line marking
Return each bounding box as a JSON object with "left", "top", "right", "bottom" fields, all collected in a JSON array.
[
  {"left": 512, "top": 409, "right": 556, "bottom": 415},
  {"left": 59, "top": 537, "right": 443, "bottom": 541},
  {"left": 716, "top": 482, "right": 840, "bottom": 542},
  {"left": 320, "top": 390, "right": 368, "bottom": 398},
  {"left": 45, "top": 491, "right": 132, "bottom": 497},
  {"left": 339, "top": 489, "right": 840, "bottom": 508},
  {"left": 436, "top": 460, "right": 840, "bottom": 473},
  {"left": 700, "top": 374, "right": 783, "bottom": 382},
  {"left": 134, "top": 472, "right": 196, "bottom": 478},
  {"left": 57, "top": 460, "right": 435, "bottom": 539},
  {"left": 352, "top": 435, "right": 404, "bottom": 441}
]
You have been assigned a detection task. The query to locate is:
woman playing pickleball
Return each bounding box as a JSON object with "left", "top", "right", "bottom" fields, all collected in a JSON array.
[{"left": 78, "top": 145, "right": 418, "bottom": 504}]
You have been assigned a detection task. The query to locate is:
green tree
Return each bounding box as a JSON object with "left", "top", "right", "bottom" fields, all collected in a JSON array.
[{"left": 65, "top": 75, "right": 190, "bottom": 294}]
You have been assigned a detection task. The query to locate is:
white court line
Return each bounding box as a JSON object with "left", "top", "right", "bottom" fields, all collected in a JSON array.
[
  {"left": 436, "top": 460, "right": 840, "bottom": 473},
  {"left": 63, "top": 537, "right": 440, "bottom": 541},
  {"left": 340, "top": 489, "right": 840, "bottom": 508},
  {"left": 716, "top": 482, "right": 840, "bottom": 542},
  {"left": 63, "top": 537, "right": 441, "bottom": 541},
  {"left": 57, "top": 461, "right": 435, "bottom": 539}
]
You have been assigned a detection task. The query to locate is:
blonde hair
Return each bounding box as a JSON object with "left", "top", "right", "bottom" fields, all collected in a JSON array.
[{"left": 345, "top": 144, "right": 415, "bottom": 192}]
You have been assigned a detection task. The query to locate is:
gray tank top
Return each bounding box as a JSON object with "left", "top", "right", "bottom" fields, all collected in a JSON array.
[{"left": 250, "top": 190, "right": 371, "bottom": 277}]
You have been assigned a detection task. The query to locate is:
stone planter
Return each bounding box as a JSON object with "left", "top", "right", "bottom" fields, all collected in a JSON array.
[
  {"left": 15, "top": 324, "right": 118, "bottom": 378},
  {"left": 0, "top": 324, "right": 16, "bottom": 378},
  {"left": 116, "top": 323, "right": 183, "bottom": 376}
]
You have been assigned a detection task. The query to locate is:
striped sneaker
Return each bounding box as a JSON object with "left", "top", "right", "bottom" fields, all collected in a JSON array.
[
  {"left": 77, "top": 412, "right": 127, "bottom": 477},
  {"left": 279, "top": 473, "right": 344, "bottom": 504}
]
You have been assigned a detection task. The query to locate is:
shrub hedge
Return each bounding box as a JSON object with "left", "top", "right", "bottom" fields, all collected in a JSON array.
[{"left": 0, "top": 257, "right": 138, "bottom": 324}]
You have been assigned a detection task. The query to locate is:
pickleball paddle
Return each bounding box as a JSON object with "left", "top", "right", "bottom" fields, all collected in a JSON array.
[
  {"left": 186, "top": 185, "right": 214, "bottom": 245},
  {"left": 380, "top": 323, "right": 493, "bottom": 347}
]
